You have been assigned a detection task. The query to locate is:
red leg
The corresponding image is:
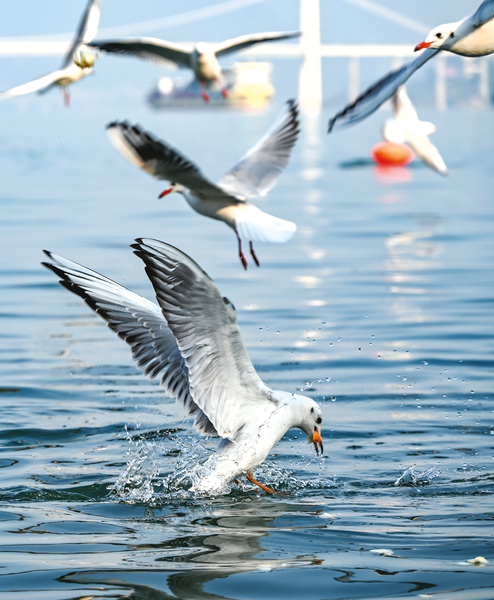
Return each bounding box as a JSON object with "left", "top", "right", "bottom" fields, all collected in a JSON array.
[
  {"left": 236, "top": 231, "right": 248, "bottom": 270},
  {"left": 249, "top": 242, "right": 260, "bottom": 267},
  {"left": 63, "top": 87, "right": 71, "bottom": 107},
  {"left": 247, "top": 471, "right": 286, "bottom": 495},
  {"left": 215, "top": 76, "right": 228, "bottom": 98},
  {"left": 199, "top": 81, "right": 210, "bottom": 102}
]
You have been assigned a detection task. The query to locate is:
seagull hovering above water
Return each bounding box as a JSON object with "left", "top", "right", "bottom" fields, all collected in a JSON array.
[
  {"left": 89, "top": 31, "right": 300, "bottom": 101},
  {"left": 0, "top": 0, "right": 101, "bottom": 106},
  {"left": 382, "top": 86, "right": 448, "bottom": 175},
  {"left": 328, "top": 0, "right": 494, "bottom": 133},
  {"left": 106, "top": 100, "right": 299, "bottom": 269},
  {"left": 42, "top": 239, "right": 323, "bottom": 495}
]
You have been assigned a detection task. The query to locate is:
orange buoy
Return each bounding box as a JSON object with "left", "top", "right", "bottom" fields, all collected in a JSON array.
[{"left": 371, "top": 141, "right": 415, "bottom": 166}]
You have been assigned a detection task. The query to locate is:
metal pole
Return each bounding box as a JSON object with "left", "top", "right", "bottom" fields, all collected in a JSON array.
[{"left": 298, "top": 0, "right": 323, "bottom": 116}]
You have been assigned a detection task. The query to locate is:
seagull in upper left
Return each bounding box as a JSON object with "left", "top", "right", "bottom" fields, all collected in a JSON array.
[
  {"left": 0, "top": 0, "right": 101, "bottom": 106},
  {"left": 328, "top": 0, "right": 494, "bottom": 133},
  {"left": 89, "top": 31, "right": 300, "bottom": 101}
]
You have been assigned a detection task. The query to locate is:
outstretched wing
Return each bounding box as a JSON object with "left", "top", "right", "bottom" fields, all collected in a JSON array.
[
  {"left": 328, "top": 48, "right": 439, "bottom": 133},
  {"left": 214, "top": 31, "right": 301, "bottom": 58},
  {"left": 407, "top": 132, "right": 448, "bottom": 175},
  {"left": 392, "top": 85, "right": 420, "bottom": 124},
  {"left": 0, "top": 68, "right": 70, "bottom": 99},
  {"left": 471, "top": 0, "right": 494, "bottom": 28},
  {"left": 62, "top": 0, "right": 102, "bottom": 68},
  {"left": 89, "top": 38, "right": 192, "bottom": 69},
  {"left": 218, "top": 100, "right": 300, "bottom": 198},
  {"left": 106, "top": 121, "right": 240, "bottom": 203},
  {"left": 392, "top": 86, "right": 448, "bottom": 176},
  {"left": 132, "top": 238, "right": 277, "bottom": 440},
  {"left": 42, "top": 250, "right": 217, "bottom": 435}
]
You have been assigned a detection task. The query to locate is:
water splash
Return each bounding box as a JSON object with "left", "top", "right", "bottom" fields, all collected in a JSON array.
[
  {"left": 394, "top": 464, "right": 440, "bottom": 486},
  {"left": 110, "top": 433, "right": 165, "bottom": 503}
]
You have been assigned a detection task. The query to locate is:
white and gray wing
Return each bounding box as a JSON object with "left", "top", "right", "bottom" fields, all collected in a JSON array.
[
  {"left": 131, "top": 238, "right": 276, "bottom": 440},
  {"left": 328, "top": 48, "right": 439, "bottom": 133},
  {"left": 89, "top": 37, "right": 192, "bottom": 69},
  {"left": 393, "top": 85, "right": 420, "bottom": 124},
  {"left": 62, "top": 0, "right": 102, "bottom": 68},
  {"left": 407, "top": 131, "right": 448, "bottom": 175},
  {"left": 393, "top": 86, "right": 448, "bottom": 175},
  {"left": 471, "top": 0, "right": 494, "bottom": 28},
  {"left": 214, "top": 31, "right": 301, "bottom": 58},
  {"left": 106, "top": 121, "right": 239, "bottom": 203},
  {"left": 42, "top": 250, "right": 217, "bottom": 435},
  {"left": 218, "top": 100, "right": 300, "bottom": 198},
  {"left": 0, "top": 68, "right": 69, "bottom": 99}
]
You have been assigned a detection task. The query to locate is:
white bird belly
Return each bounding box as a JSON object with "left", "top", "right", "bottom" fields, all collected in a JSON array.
[{"left": 450, "top": 20, "right": 494, "bottom": 56}]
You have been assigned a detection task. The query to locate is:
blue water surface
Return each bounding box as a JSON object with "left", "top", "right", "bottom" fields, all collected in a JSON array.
[{"left": 0, "top": 48, "right": 493, "bottom": 600}]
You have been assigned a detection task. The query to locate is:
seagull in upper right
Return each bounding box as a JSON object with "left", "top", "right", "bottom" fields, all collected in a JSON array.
[
  {"left": 382, "top": 86, "right": 448, "bottom": 175},
  {"left": 0, "top": 0, "right": 101, "bottom": 107},
  {"left": 328, "top": 0, "right": 494, "bottom": 133},
  {"left": 89, "top": 31, "right": 300, "bottom": 101}
]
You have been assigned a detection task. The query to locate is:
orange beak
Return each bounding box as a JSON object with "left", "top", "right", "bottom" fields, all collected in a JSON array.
[
  {"left": 414, "top": 41, "right": 433, "bottom": 52},
  {"left": 310, "top": 427, "right": 323, "bottom": 455},
  {"left": 159, "top": 187, "right": 173, "bottom": 199}
]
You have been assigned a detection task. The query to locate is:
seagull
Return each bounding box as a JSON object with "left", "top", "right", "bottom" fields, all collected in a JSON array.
[
  {"left": 106, "top": 100, "right": 299, "bottom": 269},
  {"left": 89, "top": 31, "right": 300, "bottom": 101},
  {"left": 328, "top": 0, "right": 494, "bottom": 132},
  {"left": 382, "top": 86, "right": 448, "bottom": 175},
  {"left": 0, "top": 0, "right": 101, "bottom": 106},
  {"left": 42, "top": 238, "right": 323, "bottom": 495}
]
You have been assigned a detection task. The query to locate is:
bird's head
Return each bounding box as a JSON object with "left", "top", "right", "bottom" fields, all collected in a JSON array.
[
  {"left": 159, "top": 182, "right": 185, "bottom": 198},
  {"left": 414, "top": 22, "right": 458, "bottom": 51},
  {"left": 294, "top": 395, "right": 323, "bottom": 455},
  {"left": 74, "top": 45, "right": 99, "bottom": 69},
  {"left": 195, "top": 42, "right": 208, "bottom": 56}
]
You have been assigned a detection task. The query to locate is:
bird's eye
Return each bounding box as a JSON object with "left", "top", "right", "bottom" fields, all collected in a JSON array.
[
  {"left": 316, "top": 417, "right": 322, "bottom": 424},
  {"left": 436, "top": 32, "right": 442, "bottom": 39}
]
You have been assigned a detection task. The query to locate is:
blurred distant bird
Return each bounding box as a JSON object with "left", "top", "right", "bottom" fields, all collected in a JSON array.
[
  {"left": 106, "top": 100, "right": 299, "bottom": 269},
  {"left": 328, "top": 0, "right": 494, "bottom": 132},
  {"left": 90, "top": 31, "right": 300, "bottom": 101},
  {"left": 382, "top": 86, "right": 448, "bottom": 175},
  {"left": 0, "top": 0, "right": 101, "bottom": 106}
]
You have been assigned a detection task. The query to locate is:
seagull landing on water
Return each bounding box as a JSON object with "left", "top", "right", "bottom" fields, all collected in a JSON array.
[
  {"left": 90, "top": 31, "right": 300, "bottom": 101},
  {"left": 328, "top": 0, "right": 494, "bottom": 133},
  {"left": 42, "top": 239, "right": 323, "bottom": 496},
  {"left": 0, "top": 0, "right": 101, "bottom": 107},
  {"left": 106, "top": 100, "right": 299, "bottom": 270},
  {"left": 382, "top": 86, "right": 448, "bottom": 176}
]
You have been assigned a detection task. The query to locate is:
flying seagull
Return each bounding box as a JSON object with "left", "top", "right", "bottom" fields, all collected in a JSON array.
[
  {"left": 0, "top": 0, "right": 101, "bottom": 106},
  {"left": 90, "top": 31, "right": 300, "bottom": 101},
  {"left": 42, "top": 239, "right": 323, "bottom": 495},
  {"left": 106, "top": 100, "right": 299, "bottom": 269},
  {"left": 328, "top": 0, "right": 494, "bottom": 132},
  {"left": 382, "top": 86, "right": 448, "bottom": 175}
]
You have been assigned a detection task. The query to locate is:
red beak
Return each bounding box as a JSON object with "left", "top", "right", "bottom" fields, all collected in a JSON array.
[
  {"left": 159, "top": 188, "right": 173, "bottom": 199},
  {"left": 414, "top": 41, "right": 433, "bottom": 52}
]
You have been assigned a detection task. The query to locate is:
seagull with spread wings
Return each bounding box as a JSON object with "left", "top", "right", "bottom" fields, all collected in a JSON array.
[
  {"left": 382, "top": 86, "right": 448, "bottom": 175},
  {"left": 107, "top": 100, "right": 299, "bottom": 269},
  {"left": 43, "top": 239, "right": 323, "bottom": 495},
  {"left": 90, "top": 31, "right": 300, "bottom": 101},
  {"left": 328, "top": 0, "right": 494, "bottom": 133},
  {"left": 0, "top": 0, "right": 101, "bottom": 106}
]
